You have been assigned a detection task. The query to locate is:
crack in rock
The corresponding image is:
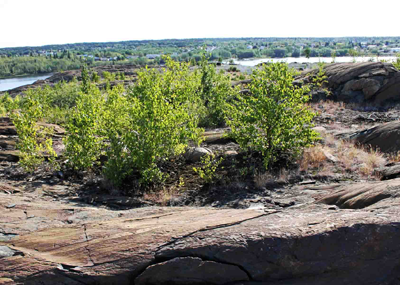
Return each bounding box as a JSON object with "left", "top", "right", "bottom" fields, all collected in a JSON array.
[
  {"left": 155, "top": 211, "right": 280, "bottom": 254},
  {"left": 134, "top": 256, "right": 250, "bottom": 285},
  {"left": 83, "top": 224, "right": 95, "bottom": 266}
]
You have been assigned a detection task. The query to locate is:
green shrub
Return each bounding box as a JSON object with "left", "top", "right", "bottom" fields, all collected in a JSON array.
[
  {"left": 0, "top": 93, "right": 21, "bottom": 115},
  {"left": 193, "top": 154, "right": 224, "bottom": 183},
  {"left": 91, "top": 71, "right": 100, "bottom": 83},
  {"left": 11, "top": 88, "right": 56, "bottom": 171},
  {"left": 228, "top": 66, "right": 238, "bottom": 72},
  {"left": 226, "top": 62, "right": 318, "bottom": 168},
  {"left": 63, "top": 85, "right": 105, "bottom": 171},
  {"left": 102, "top": 57, "right": 204, "bottom": 185},
  {"left": 102, "top": 71, "right": 115, "bottom": 81},
  {"left": 198, "top": 54, "right": 237, "bottom": 127}
]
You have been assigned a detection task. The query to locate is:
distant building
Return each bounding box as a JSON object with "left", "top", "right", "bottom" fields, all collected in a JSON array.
[
  {"left": 146, "top": 54, "right": 161, "bottom": 59},
  {"left": 205, "top": 46, "right": 216, "bottom": 52}
]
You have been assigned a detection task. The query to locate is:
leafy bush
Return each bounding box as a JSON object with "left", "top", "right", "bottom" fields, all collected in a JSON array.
[
  {"left": 0, "top": 93, "right": 21, "bottom": 115},
  {"left": 11, "top": 88, "right": 57, "bottom": 171},
  {"left": 63, "top": 85, "right": 105, "bottom": 171},
  {"left": 193, "top": 154, "right": 224, "bottom": 183},
  {"left": 226, "top": 62, "right": 318, "bottom": 168},
  {"left": 199, "top": 55, "right": 237, "bottom": 127},
  {"left": 228, "top": 66, "right": 238, "bottom": 72},
  {"left": 102, "top": 57, "right": 204, "bottom": 185}
]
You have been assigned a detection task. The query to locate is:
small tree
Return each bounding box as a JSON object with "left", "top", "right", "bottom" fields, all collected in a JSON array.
[
  {"left": 91, "top": 71, "right": 100, "bottom": 83},
  {"left": 304, "top": 47, "right": 311, "bottom": 59},
  {"left": 331, "top": 50, "right": 337, "bottom": 63},
  {"left": 226, "top": 62, "right": 318, "bottom": 168},
  {"left": 80, "top": 65, "right": 90, "bottom": 94},
  {"left": 349, "top": 49, "right": 358, "bottom": 63}
]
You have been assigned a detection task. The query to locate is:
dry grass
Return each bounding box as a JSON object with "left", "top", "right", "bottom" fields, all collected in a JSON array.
[
  {"left": 388, "top": 151, "right": 400, "bottom": 163},
  {"left": 254, "top": 172, "right": 274, "bottom": 189},
  {"left": 298, "top": 131, "right": 387, "bottom": 179},
  {"left": 311, "top": 100, "right": 346, "bottom": 115},
  {"left": 299, "top": 145, "right": 327, "bottom": 171},
  {"left": 142, "top": 179, "right": 185, "bottom": 206}
]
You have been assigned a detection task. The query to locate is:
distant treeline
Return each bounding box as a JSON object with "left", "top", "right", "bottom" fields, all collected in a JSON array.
[{"left": 0, "top": 57, "right": 82, "bottom": 78}]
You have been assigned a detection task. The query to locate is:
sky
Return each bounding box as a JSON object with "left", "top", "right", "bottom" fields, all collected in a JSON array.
[{"left": 0, "top": 0, "right": 399, "bottom": 48}]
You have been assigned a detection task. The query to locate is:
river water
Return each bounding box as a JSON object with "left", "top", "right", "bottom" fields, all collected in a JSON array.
[
  {"left": 0, "top": 74, "right": 53, "bottom": 92},
  {"left": 233, "top": 56, "right": 398, "bottom": 67}
]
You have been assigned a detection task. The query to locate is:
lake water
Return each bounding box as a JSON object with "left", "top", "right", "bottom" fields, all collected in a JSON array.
[
  {"left": 233, "top": 56, "right": 398, "bottom": 67},
  {"left": 0, "top": 74, "right": 53, "bottom": 92}
]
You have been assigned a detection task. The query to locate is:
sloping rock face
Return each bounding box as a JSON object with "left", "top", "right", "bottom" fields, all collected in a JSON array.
[
  {"left": 343, "top": 120, "right": 400, "bottom": 153},
  {"left": 302, "top": 62, "right": 400, "bottom": 104},
  {"left": 2, "top": 179, "right": 400, "bottom": 284},
  {"left": 0, "top": 117, "right": 65, "bottom": 162}
]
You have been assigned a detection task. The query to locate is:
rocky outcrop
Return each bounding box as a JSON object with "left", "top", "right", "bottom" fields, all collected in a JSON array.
[
  {"left": 2, "top": 179, "right": 400, "bottom": 284},
  {"left": 344, "top": 120, "right": 400, "bottom": 153},
  {"left": 302, "top": 62, "right": 400, "bottom": 104},
  {"left": 0, "top": 117, "right": 65, "bottom": 162}
]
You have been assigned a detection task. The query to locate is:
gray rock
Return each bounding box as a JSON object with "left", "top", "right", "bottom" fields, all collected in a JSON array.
[
  {"left": 348, "top": 121, "right": 400, "bottom": 153},
  {"left": 312, "top": 126, "right": 327, "bottom": 136},
  {"left": 0, "top": 246, "right": 19, "bottom": 258},
  {"left": 300, "top": 62, "right": 400, "bottom": 104},
  {"left": 322, "top": 149, "right": 339, "bottom": 163},
  {"left": 375, "top": 164, "right": 400, "bottom": 180},
  {"left": 185, "top": 147, "right": 213, "bottom": 163}
]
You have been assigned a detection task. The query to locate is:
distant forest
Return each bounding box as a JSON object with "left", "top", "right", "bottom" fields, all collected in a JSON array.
[{"left": 1, "top": 37, "right": 400, "bottom": 78}]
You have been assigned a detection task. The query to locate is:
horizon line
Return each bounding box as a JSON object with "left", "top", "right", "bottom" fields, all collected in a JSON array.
[{"left": 1, "top": 36, "right": 400, "bottom": 50}]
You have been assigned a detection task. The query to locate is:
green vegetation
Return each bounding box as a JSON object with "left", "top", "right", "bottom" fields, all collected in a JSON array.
[
  {"left": 1, "top": 37, "right": 400, "bottom": 79},
  {"left": 193, "top": 155, "right": 224, "bottom": 183},
  {"left": 393, "top": 54, "right": 400, "bottom": 70},
  {"left": 11, "top": 88, "right": 57, "bottom": 171},
  {"left": 4, "top": 58, "right": 319, "bottom": 189},
  {"left": 0, "top": 56, "right": 82, "bottom": 78},
  {"left": 226, "top": 62, "right": 318, "bottom": 168}
]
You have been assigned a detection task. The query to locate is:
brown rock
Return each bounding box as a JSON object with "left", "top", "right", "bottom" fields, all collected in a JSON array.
[
  {"left": 0, "top": 150, "right": 19, "bottom": 162},
  {"left": 2, "top": 179, "right": 400, "bottom": 284},
  {"left": 135, "top": 257, "right": 249, "bottom": 284},
  {"left": 316, "top": 179, "right": 399, "bottom": 209}
]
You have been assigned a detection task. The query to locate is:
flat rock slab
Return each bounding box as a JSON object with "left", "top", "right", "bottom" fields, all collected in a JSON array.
[
  {"left": 2, "top": 179, "right": 400, "bottom": 284},
  {"left": 317, "top": 178, "right": 400, "bottom": 209}
]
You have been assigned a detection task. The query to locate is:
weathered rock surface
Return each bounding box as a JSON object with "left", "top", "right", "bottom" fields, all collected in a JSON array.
[
  {"left": 135, "top": 257, "right": 249, "bottom": 284},
  {"left": 185, "top": 147, "right": 213, "bottom": 162},
  {"left": 302, "top": 62, "right": 400, "bottom": 104},
  {"left": 375, "top": 163, "right": 400, "bottom": 180},
  {"left": 344, "top": 120, "right": 400, "bottom": 153},
  {"left": 2, "top": 179, "right": 400, "bottom": 284}
]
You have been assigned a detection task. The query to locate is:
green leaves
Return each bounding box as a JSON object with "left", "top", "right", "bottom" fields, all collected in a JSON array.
[
  {"left": 11, "top": 88, "right": 57, "bottom": 172},
  {"left": 226, "top": 62, "right": 318, "bottom": 168}
]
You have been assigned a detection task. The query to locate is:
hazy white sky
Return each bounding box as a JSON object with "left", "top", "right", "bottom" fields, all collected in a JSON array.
[{"left": 0, "top": 0, "right": 399, "bottom": 48}]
